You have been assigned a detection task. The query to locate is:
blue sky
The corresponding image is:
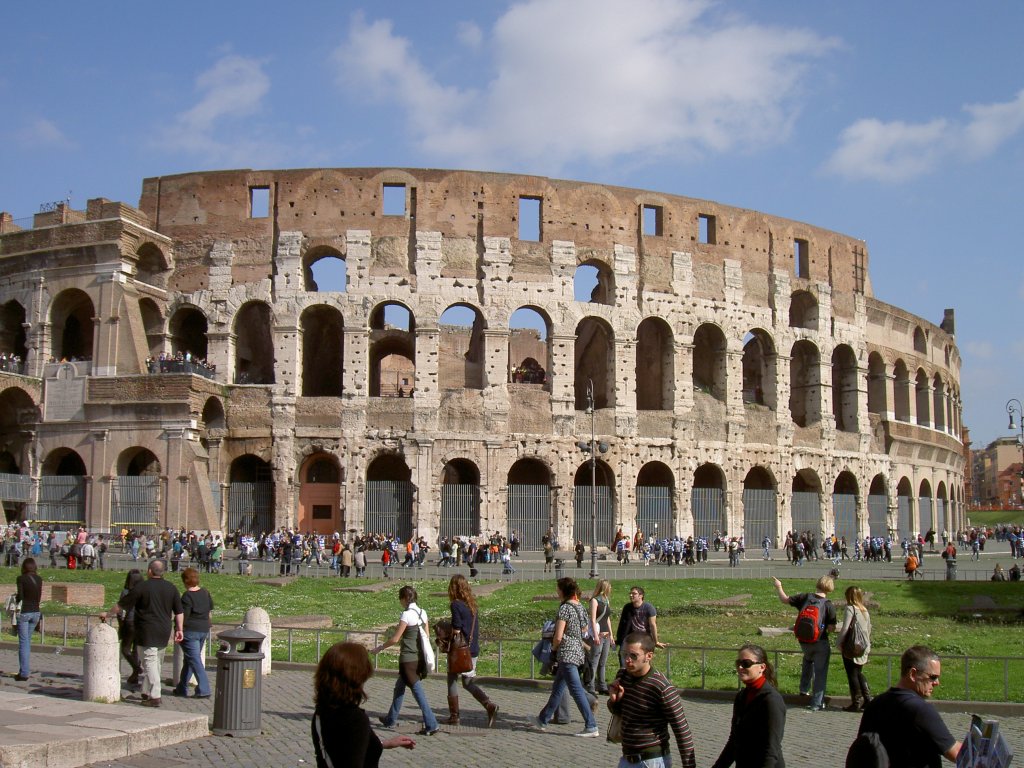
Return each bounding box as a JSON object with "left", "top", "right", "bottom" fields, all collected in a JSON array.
[{"left": 2, "top": 1, "right": 1022, "bottom": 448}]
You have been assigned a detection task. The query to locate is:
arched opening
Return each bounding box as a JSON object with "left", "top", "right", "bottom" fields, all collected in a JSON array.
[
  {"left": 0, "top": 451, "right": 18, "bottom": 474},
  {"left": 575, "top": 317, "right": 614, "bottom": 409},
  {"left": 918, "top": 479, "right": 934, "bottom": 539},
  {"left": 896, "top": 477, "right": 914, "bottom": 542},
  {"left": 169, "top": 306, "right": 209, "bottom": 362},
  {"left": 509, "top": 307, "right": 551, "bottom": 388},
  {"left": 692, "top": 323, "right": 727, "bottom": 402},
  {"left": 932, "top": 374, "right": 946, "bottom": 432},
  {"left": 50, "top": 288, "right": 95, "bottom": 361},
  {"left": 365, "top": 453, "right": 414, "bottom": 542},
  {"left": 300, "top": 305, "right": 344, "bottom": 396},
  {"left": 893, "top": 359, "right": 911, "bottom": 422},
  {"left": 113, "top": 447, "right": 161, "bottom": 530},
  {"left": 507, "top": 458, "right": 552, "bottom": 550},
  {"left": 0, "top": 300, "right": 28, "bottom": 368},
  {"left": 304, "top": 247, "right": 347, "bottom": 292},
  {"left": 369, "top": 302, "right": 415, "bottom": 397},
  {"left": 742, "top": 466, "right": 777, "bottom": 548},
  {"left": 789, "top": 290, "right": 818, "bottom": 330},
  {"left": 39, "top": 448, "right": 87, "bottom": 527},
  {"left": 573, "top": 260, "right": 614, "bottom": 305},
  {"left": 299, "top": 454, "right": 342, "bottom": 534},
  {"left": 229, "top": 454, "right": 274, "bottom": 534},
  {"left": 234, "top": 301, "right": 275, "bottom": 384},
  {"left": 789, "top": 340, "right": 821, "bottom": 427},
  {"left": 573, "top": 460, "right": 615, "bottom": 547},
  {"left": 135, "top": 242, "right": 168, "bottom": 286},
  {"left": 636, "top": 317, "right": 674, "bottom": 410},
  {"left": 742, "top": 329, "right": 777, "bottom": 409},
  {"left": 867, "top": 475, "right": 889, "bottom": 537},
  {"left": 913, "top": 326, "right": 927, "bottom": 354},
  {"left": 867, "top": 352, "right": 887, "bottom": 416},
  {"left": 201, "top": 397, "right": 225, "bottom": 431},
  {"left": 440, "top": 459, "right": 481, "bottom": 540},
  {"left": 915, "top": 368, "right": 930, "bottom": 427},
  {"left": 139, "top": 298, "right": 164, "bottom": 360},
  {"left": 833, "top": 471, "right": 859, "bottom": 544},
  {"left": 439, "top": 304, "right": 485, "bottom": 390},
  {"left": 831, "top": 344, "right": 858, "bottom": 432},
  {"left": 791, "top": 469, "right": 822, "bottom": 537},
  {"left": 636, "top": 462, "right": 674, "bottom": 539},
  {"left": 691, "top": 463, "right": 726, "bottom": 539}
]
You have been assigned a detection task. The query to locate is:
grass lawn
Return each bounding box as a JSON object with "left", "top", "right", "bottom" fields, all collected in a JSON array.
[
  {"left": 6, "top": 568, "right": 1023, "bottom": 701},
  {"left": 967, "top": 509, "right": 1024, "bottom": 527}
]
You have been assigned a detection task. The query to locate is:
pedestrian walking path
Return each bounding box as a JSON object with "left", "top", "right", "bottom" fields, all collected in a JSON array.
[{"left": 0, "top": 647, "right": 1020, "bottom": 768}]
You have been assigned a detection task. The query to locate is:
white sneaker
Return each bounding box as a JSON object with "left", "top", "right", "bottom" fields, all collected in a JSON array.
[
  {"left": 576, "top": 728, "right": 600, "bottom": 738},
  {"left": 534, "top": 716, "right": 547, "bottom": 731}
]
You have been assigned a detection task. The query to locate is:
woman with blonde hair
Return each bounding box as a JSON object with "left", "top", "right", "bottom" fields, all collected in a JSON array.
[
  {"left": 836, "top": 585, "right": 873, "bottom": 711},
  {"left": 443, "top": 574, "right": 498, "bottom": 726},
  {"left": 586, "top": 579, "right": 613, "bottom": 695}
]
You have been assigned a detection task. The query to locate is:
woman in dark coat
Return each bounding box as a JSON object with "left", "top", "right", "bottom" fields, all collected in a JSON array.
[
  {"left": 117, "top": 569, "right": 144, "bottom": 685},
  {"left": 711, "top": 643, "right": 786, "bottom": 768}
]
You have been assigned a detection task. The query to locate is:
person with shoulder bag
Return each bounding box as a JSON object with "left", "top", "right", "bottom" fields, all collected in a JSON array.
[
  {"left": 836, "top": 585, "right": 873, "bottom": 712},
  {"left": 443, "top": 574, "right": 498, "bottom": 727},
  {"left": 587, "top": 579, "right": 614, "bottom": 695}
]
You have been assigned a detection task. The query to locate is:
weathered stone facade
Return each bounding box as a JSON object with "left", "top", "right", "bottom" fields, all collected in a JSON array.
[{"left": 0, "top": 169, "right": 965, "bottom": 546}]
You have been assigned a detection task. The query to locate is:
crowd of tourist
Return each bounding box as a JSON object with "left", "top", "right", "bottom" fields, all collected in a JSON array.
[{"left": 146, "top": 351, "right": 216, "bottom": 378}]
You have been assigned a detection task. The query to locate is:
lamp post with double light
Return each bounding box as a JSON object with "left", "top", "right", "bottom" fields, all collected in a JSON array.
[
  {"left": 1006, "top": 399, "right": 1024, "bottom": 507},
  {"left": 578, "top": 379, "right": 609, "bottom": 579}
]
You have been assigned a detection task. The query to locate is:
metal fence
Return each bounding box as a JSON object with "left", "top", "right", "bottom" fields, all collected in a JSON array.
[
  {"left": 791, "top": 491, "right": 820, "bottom": 534},
  {"left": 833, "top": 493, "right": 857, "bottom": 544},
  {"left": 36, "top": 476, "right": 86, "bottom": 525},
  {"left": 636, "top": 486, "right": 673, "bottom": 540},
  {"left": 867, "top": 494, "right": 888, "bottom": 538},
  {"left": 507, "top": 484, "right": 550, "bottom": 550},
  {"left": 919, "top": 496, "right": 933, "bottom": 536},
  {"left": 228, "top": 481, "right": 274, "bottom": 535},
  {"left": 440, "top": 484, "right": 480, "bottom": 540},
  {"left": 691, "top": 487, "right": 724, "bottom": 539},
  {"left": 898, "top": 495, "right": 912, "bottom": 541},
  {"left": 111, "top": 476, "right": 160, "bottom": 529},
  {"left": 364, "top": 480, "right": 414, "bottom": 542},
  {"left": 572, "top": 485, "right": 614, "bottom": 547},
  {"left": 0, "top": 473, "right": 31, "bottom": 502},
  {"left": 742, "top": 488, "right": 777, "bottom": 546}
]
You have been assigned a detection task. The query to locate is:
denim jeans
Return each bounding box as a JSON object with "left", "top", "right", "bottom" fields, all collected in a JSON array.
[
  {"left": 17, "top": 611, "right": 40, "bottom": 676},
  {"left": 617, "top": 756, "right": 671, "bottom": 768},
  {"left": 384, "top": 661, "right": 439, "bottom": 730},
  {"left": 175, "top": 630, "right": 211, "bottom": 696},
  {"left": 539, "top": 661, "right": 597, "bottom": 730},
  {"left": 588, "top": 636, "right": 611, "bottom": 693},
  {"left": 800, "top": 640, "right": 831, "bottom": 708}
]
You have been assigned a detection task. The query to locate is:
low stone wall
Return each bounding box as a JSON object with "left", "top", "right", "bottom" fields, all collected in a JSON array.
[{"left": 0, "top": 582, "right": 105, "bottom": 607}]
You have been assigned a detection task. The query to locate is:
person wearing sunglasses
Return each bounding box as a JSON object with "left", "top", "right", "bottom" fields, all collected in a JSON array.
[
  {"left": 854, "top": 645, "right": 961, "bottom": 767},
  {"left": 608, "top": 632, "right": 696, "bottom": 768},
  {"left": 710, "top": 644, "right": 785, "bottom": 768}
]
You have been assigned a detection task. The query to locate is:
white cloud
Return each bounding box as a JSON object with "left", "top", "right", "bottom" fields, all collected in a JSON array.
[
  {"left": 964, "top": 340, "right": 995, "bottom": 360},
  {"left": 456, "top": 21, "right": 483, "bottom": 50},
  {"left": 826, "top": 88, "right": 1024, "bottom": 183},
  {"left": 331, "top": 0, "right": 837, "bottom": 169},
  {"left": 18, "top": 117, "right": 74, "bottom": 149}
]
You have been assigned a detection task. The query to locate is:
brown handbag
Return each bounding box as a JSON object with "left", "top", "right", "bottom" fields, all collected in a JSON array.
[{"left": 448, "top": 613, "right": 476, "bottom": 674}]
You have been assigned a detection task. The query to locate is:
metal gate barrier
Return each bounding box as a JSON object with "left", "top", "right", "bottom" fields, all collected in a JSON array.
[
  {"left": 833, "top": 493, "right": 857, "bottom": 545},
  {"left": 897, "top": 496, "right": 912, "bottom": 542},
  {"left": 364, "top": 481, "right": 414, "bottom": 542},
  {"left": 572, "top": 485, "right": 614, "bottom": 548},
  {"left": 112, "top": 476, "right": 160, "bottom": 529},
  {"left": 228, "top": 481, "right": 274, "bottom": 535},
  {"left": 507, "top": 484, "right": 550, "bottom": 550},
  {"left": 742, "top": 488, "right": 777, "bottom": 547},
  {"left": 918, "top": 496, "right": 933, "bottom": 537},
  {"left": 440, "top": 484, "right": 481, "bottom": 540},
  {"left": 636, "top": 486, "right": 673, "bottom": 540},
  {"left": 791, "top": 491, "right": 821, "bottom": 535},
  {"left": 37, "top": 476, "right": 85, "bottom": 526},
  {"left": 867, "top": 494, "right": 888, "bottom": 538},
  {"left": 691, "top": 487, "right": 724, "bottom": 540}
]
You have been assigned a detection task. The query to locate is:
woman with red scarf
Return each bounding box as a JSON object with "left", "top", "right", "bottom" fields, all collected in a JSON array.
[{"left": 711, "top": 643, "right": 786, "bottom": 768}]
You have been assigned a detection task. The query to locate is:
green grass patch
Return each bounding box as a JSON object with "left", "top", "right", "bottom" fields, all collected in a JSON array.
[{"left": 966, "top": 510, "right": 1024, "bottom": 527}]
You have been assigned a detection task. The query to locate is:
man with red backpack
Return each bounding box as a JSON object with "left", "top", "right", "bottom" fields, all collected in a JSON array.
[{"left": 773, "top": 574, "right": 837, "bottom": 711}]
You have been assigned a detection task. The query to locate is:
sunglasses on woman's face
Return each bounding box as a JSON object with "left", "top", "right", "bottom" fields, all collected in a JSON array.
[{"left": 735, "top": 659, "right": 761, "bottom": 669}]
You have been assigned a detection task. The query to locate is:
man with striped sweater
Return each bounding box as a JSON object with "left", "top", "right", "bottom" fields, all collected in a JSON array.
[{"left": 607, "top": 632, "right": 696, "bottom": 768}]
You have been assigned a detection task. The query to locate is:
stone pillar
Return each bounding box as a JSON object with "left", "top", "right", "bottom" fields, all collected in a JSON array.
[
  {"left": 83, "top": 623, "right": 121, "bottom": 702},
  {"left": 614, "top": 337, "right": 637, "bottom": 437},
  {"left": 244, "top": 607, "right": 272, "bottom": 676}
]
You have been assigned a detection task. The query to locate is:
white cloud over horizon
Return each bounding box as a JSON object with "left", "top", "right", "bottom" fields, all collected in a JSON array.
[
  {"left": 826, "top": 88, "right": 1024, "bottom": 183},
  {"left": 332, "top": 0, "right": 837, "bottom": 170},
  {"left": 17, "top": 117, "right": 74, "bottom": 149}
]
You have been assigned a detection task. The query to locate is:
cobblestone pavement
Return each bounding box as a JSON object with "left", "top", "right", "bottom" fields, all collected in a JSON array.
[{"left": 0, "top": 648, "right": 1020, "bottom": 768}]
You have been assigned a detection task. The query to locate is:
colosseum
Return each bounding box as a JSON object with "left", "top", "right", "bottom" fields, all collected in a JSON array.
[{"left": 0, "top": 168, "right": 965, "bottom": 549}]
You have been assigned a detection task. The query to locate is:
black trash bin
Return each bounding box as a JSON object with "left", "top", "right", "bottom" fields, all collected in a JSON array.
[
  {"left": 212, "top": 625, "right": 265, "bottom": 737},
  {"left": 554, "top": 558, "right": 565, "bottom": 578}
]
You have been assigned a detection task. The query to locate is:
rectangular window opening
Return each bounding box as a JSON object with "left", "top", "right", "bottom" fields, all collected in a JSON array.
[
  {"left": 794, "top": 238, "right": 810, "bottom": 279},
  {"left": 518, "top": 196, "right": 542, "bottom": 241},
  {"left": 699, "top": 214, "right": 717, "bottom": 244},
  {"left": 312, "top": 504, "right": 332, "bottom": 520},
  {"left": 642, "top": 204, "right": 663, "bottom": 236},
  {"left": 383, "top": 183, "right": 406, "bottom": 216},
  {"left": 853, "top": 246, "right": 866, "bottom": 294},
  {"left": 249, "top": 187, "right": 270, "bottom": 219}
]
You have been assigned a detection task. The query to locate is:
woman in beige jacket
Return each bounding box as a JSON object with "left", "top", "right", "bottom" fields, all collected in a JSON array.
[{"left": 836, "top": 585, "right": 872, "bottom": 711}]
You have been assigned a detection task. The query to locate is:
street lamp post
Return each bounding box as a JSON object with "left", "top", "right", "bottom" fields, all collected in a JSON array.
[
  {"left": 1006, "top": 399, "right": 1024, "bottom": 506},
  {"left": 578, "top": 379, "right": 609, "bottom": 579}
]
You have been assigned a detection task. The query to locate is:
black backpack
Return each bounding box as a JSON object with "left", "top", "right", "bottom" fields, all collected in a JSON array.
[{"left": 846, "top": 731, "right": 889, "bottom": 768}]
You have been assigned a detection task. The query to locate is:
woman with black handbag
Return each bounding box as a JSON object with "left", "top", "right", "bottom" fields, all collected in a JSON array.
[
  {"left": 836, "top": 584, "right": 872, "bottom": 711},
  {"left": 443, "top": 574, "right": 498, "bottom": 727}
]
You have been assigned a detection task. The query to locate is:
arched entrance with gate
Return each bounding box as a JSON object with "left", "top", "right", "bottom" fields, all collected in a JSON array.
[
  {"left": 742, "top": 467, "right": 777, "bottom": 548},
  {"left": 39, "top": 449, "right": 87, "bottom": 527},
  {"left": 572, "top": 460, "right": 615, "bottom": 548},
  {"left": 506, "top": 459, "right": 552, "bottom": 550},
  {"left": 113, "top": 448, "right": 161, "bottom": 531},
  {"left": 364, "top": 454, "right": 414, "bottom": 542},
  {"left": 691, "top": 464, "right": 726, "bottom": 540},
  {"left": 636, "top": 462, "right": 674, "bottom": 540},
  {"left": 440, "top": 459, "right": 481, "bottom": 541}
]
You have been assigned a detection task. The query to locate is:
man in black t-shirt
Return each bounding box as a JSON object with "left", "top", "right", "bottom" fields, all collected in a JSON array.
[
  {"left": 615, "top": 586, "right": 666, "bottom": 665},
  {"left": 103, "top": 559, "right": 183, "bottom": 707},
  {"left": 773, "top": 574, "right": 837, "bottom": 711},
  {"left": 857, "top": 645, "right": 962, "bottom": 767}
]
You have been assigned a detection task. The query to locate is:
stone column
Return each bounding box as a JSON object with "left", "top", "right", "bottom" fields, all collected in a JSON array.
[
  {"left": 244, "top": 607, "right": 272, "bottom": 676},
  {"left": 83, "top": 623, "right": 120, "bottom": 703}
]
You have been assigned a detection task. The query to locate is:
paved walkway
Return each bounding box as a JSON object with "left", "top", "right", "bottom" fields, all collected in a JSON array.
[{"left": 0, "top": 647, "right": 1021, "bottom": 768}]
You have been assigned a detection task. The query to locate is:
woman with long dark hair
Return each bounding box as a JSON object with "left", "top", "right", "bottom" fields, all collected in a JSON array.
[
  {"left": 118, "top": 569, "right": 144, "bottom": 685},
  {"left": 372, "top": 585, "right": 440, "bottom": 735},
  {"left": 711, "top": 643, "right": 786, "bottom": 768},
  {"left": 444, "top": 574, "right": 498, "bottom": 726},
  {"left": 312, "top": 642, "right": 415, "bottom": 768},
  {"left": 14, "top": 557, "right": 42, "bottom": 681}
]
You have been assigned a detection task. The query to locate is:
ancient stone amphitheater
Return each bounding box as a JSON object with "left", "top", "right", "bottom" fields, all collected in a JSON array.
[{"left": 0, "top": 169, "right": 964, "bottom": 548}]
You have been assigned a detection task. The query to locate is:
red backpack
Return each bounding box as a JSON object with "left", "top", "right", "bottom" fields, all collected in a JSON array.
[{"left": 794, "top": 596, "right": 826, "bottom": 643}]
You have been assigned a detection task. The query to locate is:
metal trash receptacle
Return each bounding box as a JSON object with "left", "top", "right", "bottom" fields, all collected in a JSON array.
[
  {"left": 554, "top": 558, "right": 565, "bottom": 578},
  {"left": 212, "top": 625, "right": 265, "bottom": 737}
]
